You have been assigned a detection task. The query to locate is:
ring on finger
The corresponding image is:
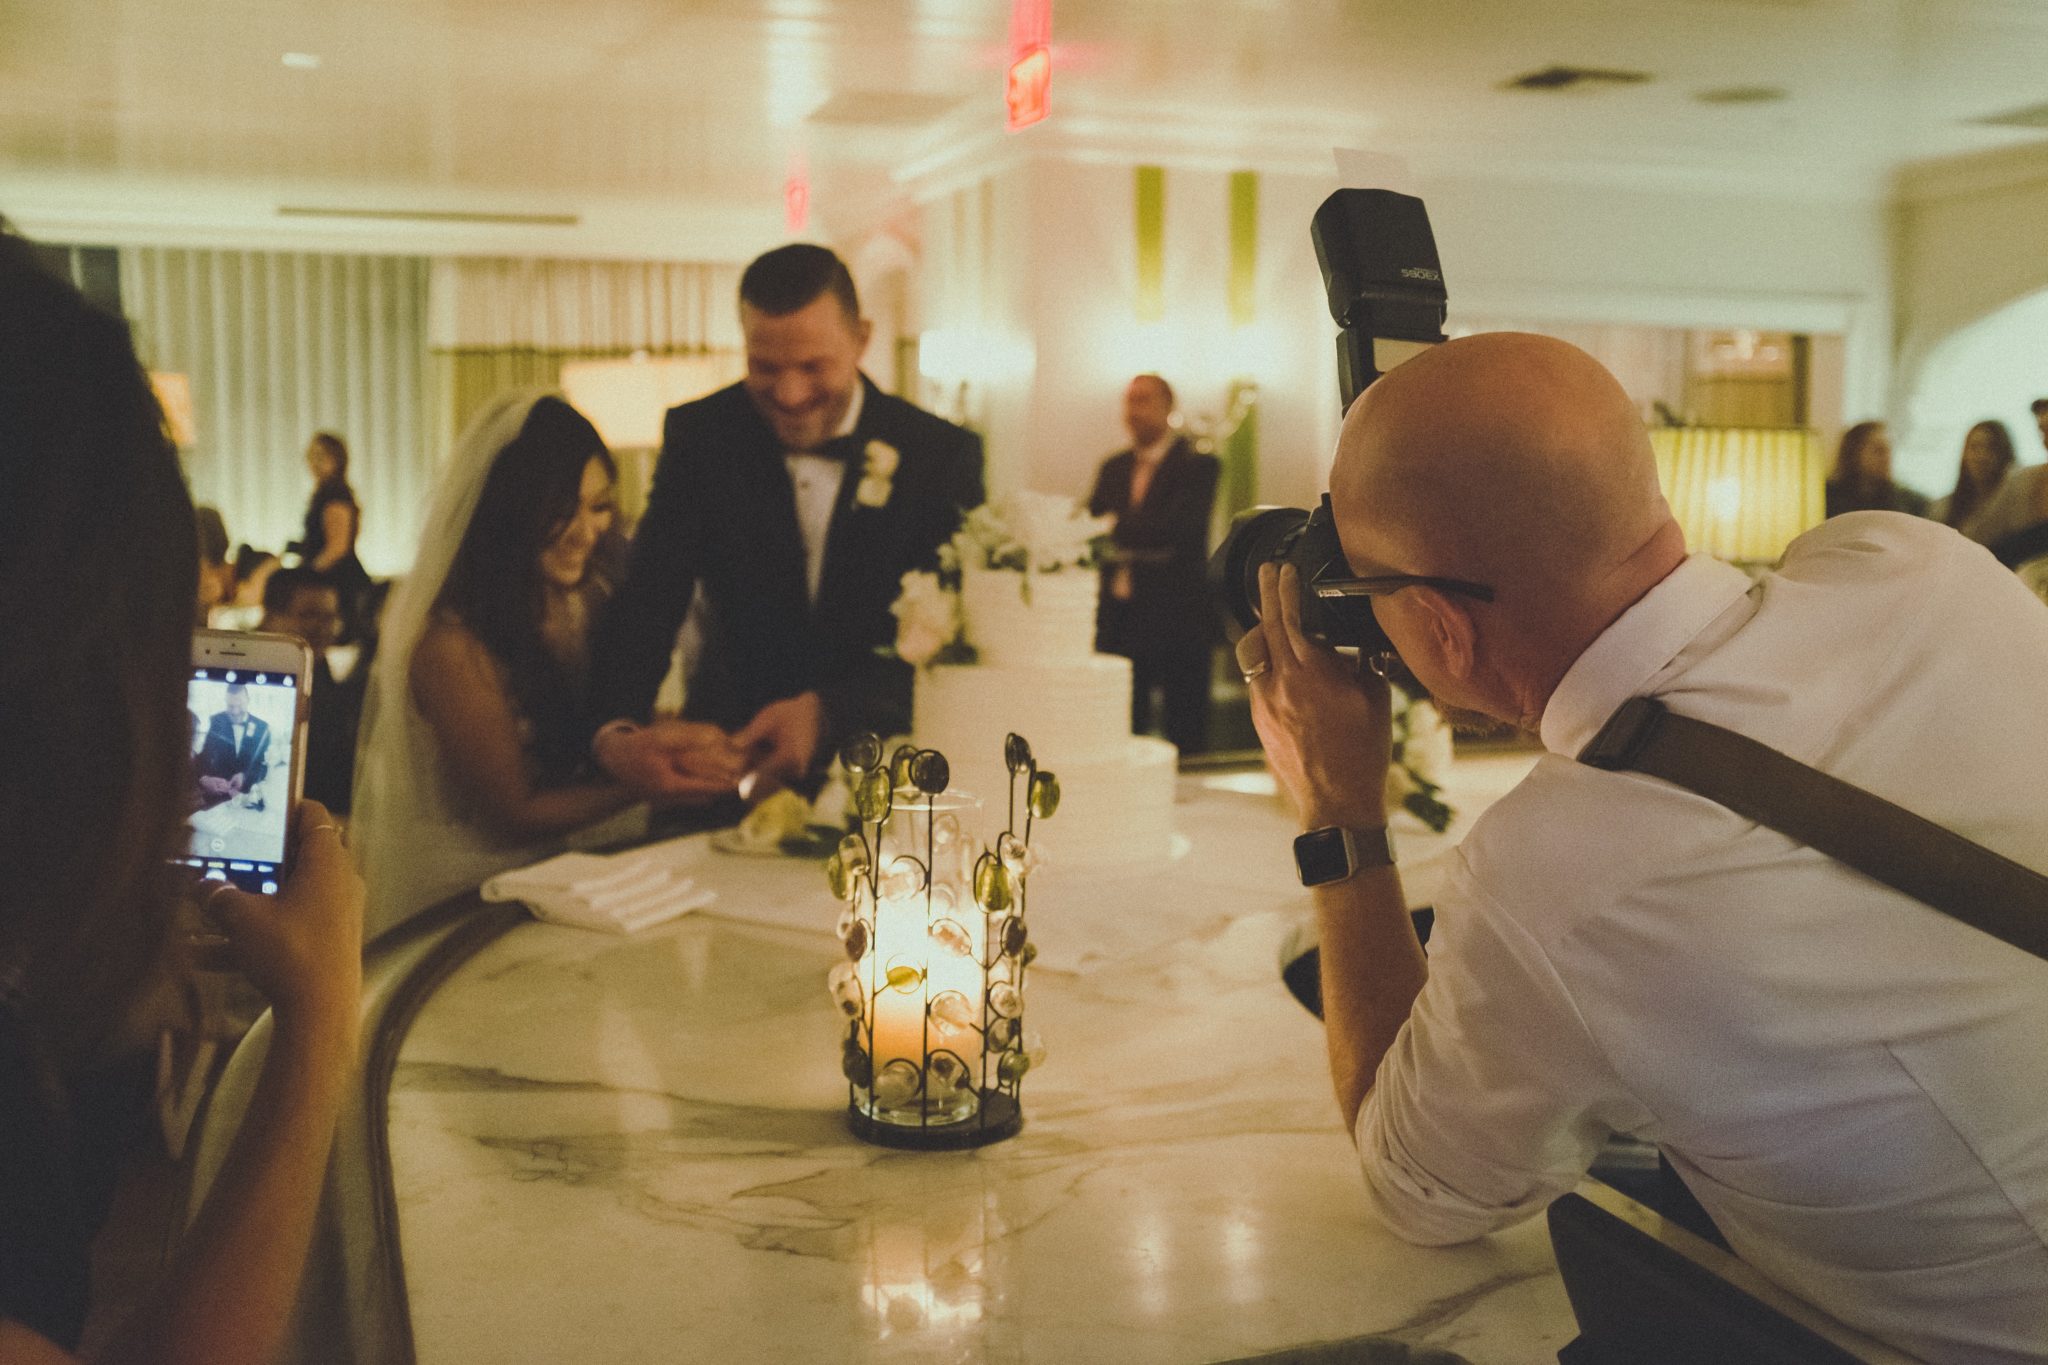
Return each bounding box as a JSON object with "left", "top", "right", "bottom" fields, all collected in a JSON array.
[{"left": 1241, "top": 661, "right": 1271, "bottom": 682}]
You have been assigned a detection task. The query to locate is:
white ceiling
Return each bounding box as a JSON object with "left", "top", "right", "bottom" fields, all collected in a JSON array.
[{"left": 5, "top": 0, "right": 2047, "bottom": 251}]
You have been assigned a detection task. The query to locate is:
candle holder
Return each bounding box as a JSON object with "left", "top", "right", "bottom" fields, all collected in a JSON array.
[{"left": 826, "top": 731, "right": 1055, "bottom": 1149}]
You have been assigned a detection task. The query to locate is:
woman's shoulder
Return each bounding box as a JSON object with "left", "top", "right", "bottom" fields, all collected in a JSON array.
[{"left": 411, "top": 615, "right": 499, "bottom": 687}]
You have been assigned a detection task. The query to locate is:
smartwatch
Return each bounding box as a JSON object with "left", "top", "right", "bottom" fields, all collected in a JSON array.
[{"left": 1293, "top": 825, "right": 1395, "bottom": 887}]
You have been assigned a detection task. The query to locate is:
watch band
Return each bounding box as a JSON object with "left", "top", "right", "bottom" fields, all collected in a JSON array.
[{"left": 1294, "top": 824, "right": 1395, "bottom": 887}]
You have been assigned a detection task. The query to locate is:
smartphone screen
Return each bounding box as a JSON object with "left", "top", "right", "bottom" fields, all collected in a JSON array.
[{"left": 183, "top": 663, "right": 300, "bottom": 892}]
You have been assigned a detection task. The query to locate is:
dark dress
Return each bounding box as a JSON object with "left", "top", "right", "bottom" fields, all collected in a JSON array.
[
  {"left": 1823, "top": 479, "right": 1929, "bottom": 520},
  {"left": 294, "top": 479, "right": 375, "bottom": 640}
]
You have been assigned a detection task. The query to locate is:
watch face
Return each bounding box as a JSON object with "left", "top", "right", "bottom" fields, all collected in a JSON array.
[{"left": 1295, "top": 828, "right": 1353, "bottom": 886}]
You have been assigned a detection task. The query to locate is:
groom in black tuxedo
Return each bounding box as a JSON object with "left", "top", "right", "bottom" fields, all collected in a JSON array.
[
  {"left": 594, "top": 244, "right": 984, "bottom": 798},
  {"left": 196, "top": 682, "right": 271, "bottom": 806}
]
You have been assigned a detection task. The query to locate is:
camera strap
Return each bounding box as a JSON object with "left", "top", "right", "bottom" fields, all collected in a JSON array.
[{"left": 1579, "top": 696, "right": 2048, "bottom": 965}]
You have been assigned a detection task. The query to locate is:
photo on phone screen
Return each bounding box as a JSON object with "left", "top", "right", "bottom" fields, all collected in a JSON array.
[{"left": 184, "top": 664, "right": 299, "bottom": 892}]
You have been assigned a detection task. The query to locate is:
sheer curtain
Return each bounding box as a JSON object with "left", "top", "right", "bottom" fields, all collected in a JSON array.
[
  {"left": 428, "top": 256, "right": 743, "bottom": 453},
  {"left": 120, "top": 248, "right": 432, "bottom": 576}
]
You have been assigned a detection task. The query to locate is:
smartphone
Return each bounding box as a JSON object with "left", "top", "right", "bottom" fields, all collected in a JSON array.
[{"left": 181, "top": 629, "right": 313, "bottom": 893}]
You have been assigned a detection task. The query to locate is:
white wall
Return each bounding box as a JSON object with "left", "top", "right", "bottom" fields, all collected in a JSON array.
[
  {"left": 917, "top": 152, "right": 1892, "bottom": 515},
  {"left": 1892, "top": 143, "right": 2048, "bottom": 492}
]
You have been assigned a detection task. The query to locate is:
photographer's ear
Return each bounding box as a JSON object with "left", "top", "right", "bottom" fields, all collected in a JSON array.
[{"left": 1403, "top": 588, "right": 1479, "bottom": 685}]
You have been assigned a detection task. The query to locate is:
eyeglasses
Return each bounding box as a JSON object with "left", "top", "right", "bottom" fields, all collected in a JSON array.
[{"left": 1309, "top": 566, "right": 1495, "bottom": 604}]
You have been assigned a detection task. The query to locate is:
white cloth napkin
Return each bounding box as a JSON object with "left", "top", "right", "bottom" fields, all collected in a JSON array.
[{"left": 482, "top": 844, "right": 715, "bottom": 935}]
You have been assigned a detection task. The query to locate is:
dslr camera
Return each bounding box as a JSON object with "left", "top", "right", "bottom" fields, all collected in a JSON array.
[{"left": 1210, "top": 189, "right": 1447, "bottom": 657}]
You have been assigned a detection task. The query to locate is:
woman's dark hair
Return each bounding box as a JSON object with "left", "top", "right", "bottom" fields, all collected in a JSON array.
[
  {"left": 437, "top": 396, "right": 614, "bottom": 784},
  {"left": 1829, "top": 420, "right": 1886, "bottom": 486},
  {"left": 195, "top": 506, "right": 230, "bottom": 567},
  {"left": 309, "top": 430, "right": 349, "bottom": 483},
  {"left": 233, "top": 543, "right": 278, "bottom": 584},
  {"left": 0, "top": 225, "right": 193, "bottom": 1067},
  {"left": 1943, "top": 420, "right": 2017, "bottom": 528}
]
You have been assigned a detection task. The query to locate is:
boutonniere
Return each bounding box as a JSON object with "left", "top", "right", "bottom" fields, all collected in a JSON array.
[{"left": 855, "top": 439, "right": 899, "bottom": 508}]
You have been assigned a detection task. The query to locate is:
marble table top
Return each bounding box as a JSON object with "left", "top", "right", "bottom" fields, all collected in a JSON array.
[{"left": 387, "top": 756, "right": 1581, "bottom": 1364}]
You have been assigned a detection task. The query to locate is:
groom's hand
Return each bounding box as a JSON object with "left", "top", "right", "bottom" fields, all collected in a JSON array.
[
  {"left": 733, "top": 692, "right": 824, "bottom": 799},
  {"left": 595, "top": 719, "right": 745, "bottom": 804}
]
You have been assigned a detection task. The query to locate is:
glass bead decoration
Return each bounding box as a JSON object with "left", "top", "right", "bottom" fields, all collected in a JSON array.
[
  {"left": 1028, "top": 770, "right": 1061, "bottom": 819},
  {"left": 855, "top": 769, "right": 895, "bottom": 822},
  {"left": 928, "top": 917, "right": 973, "bottom": 960},
  {"left": 828, "top": 962, "right": 863, "bottom": 1017},
  {"left": 839, "top": 732, "right": 882, "bottom": 774},
  {"left": 910, "top": 749, "right": 950, "bottom": 795},
  {"left": 973, "top": 854, "right": 1013, "bottom": 913}
]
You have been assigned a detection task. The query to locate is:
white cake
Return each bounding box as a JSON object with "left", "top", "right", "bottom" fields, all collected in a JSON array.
[{"left": 914, "top": 565, "right": 1178, "bottom": 867}]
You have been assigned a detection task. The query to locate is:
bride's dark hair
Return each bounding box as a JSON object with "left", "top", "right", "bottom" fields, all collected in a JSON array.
[{"left": 437, "top": 396, "right": 617, "bottom": 784}]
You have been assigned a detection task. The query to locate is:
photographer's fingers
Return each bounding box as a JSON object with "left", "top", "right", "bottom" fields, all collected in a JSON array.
[
  {"left": 1256, "top": 563, "right": 1292, "bottom": 670},
  {"left": 1234, "top": 627, "right": 1271, "bottom": 680}
]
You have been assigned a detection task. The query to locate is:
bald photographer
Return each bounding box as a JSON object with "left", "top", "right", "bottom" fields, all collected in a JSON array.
[{"left": 1237, "top": 327, "right": 2048, "bottom": 1364}]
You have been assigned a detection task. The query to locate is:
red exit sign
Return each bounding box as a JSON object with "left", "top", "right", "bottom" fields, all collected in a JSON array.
[{"left": 1006, "top": 45, "right": 1050, "bottom": 131}]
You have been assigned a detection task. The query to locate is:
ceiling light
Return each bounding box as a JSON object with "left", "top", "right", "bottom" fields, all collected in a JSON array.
[{"left": 281, "top": 52, "right": 322, "bottom": 70}]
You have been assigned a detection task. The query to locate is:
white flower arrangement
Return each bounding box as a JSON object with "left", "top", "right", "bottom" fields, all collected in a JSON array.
[
  {"left": 890, "top": 493, "right": 1111, "bottom": 667},
  {"left": 942, "top": 492, "right": 1113, "bottom": 575},
  {"left": 890, "top": 570, "right": 960, "bottom": 668},
  {"left": 1382, "top": 686, "right": 1456, "bottom": 833}
]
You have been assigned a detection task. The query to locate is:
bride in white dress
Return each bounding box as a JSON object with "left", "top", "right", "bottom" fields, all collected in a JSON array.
[{"left": 351, "top": 392, "right": 737, "bottom": 938}]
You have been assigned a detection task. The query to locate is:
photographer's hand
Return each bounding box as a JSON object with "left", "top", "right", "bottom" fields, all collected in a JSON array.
[
  {"left": 1244, "top": 562, "right": 1423, "bottom": 1136},
  {"left": 1241, "top": 561, "right": 1393, "bottom": 830}
]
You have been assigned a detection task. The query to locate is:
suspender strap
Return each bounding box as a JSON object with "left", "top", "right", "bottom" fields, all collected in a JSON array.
[{"left": 1579, "top": 696, "right": 2048, "bottom": 965}]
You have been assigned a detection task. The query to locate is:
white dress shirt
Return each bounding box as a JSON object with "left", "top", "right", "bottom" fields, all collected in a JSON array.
[
  {"left": 783, "top": 383, "right": 864, "bottom": 605},
  {"left": 1357, "top": 513, "right": 2048, "bottom": 1364}
]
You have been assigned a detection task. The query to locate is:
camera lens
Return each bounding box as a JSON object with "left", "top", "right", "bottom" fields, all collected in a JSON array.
[{"left": 1209, "top": 506, "right": 1311, "bottom": 637}]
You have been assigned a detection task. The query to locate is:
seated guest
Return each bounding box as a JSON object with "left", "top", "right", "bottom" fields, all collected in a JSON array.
[
  {"left": 209, "top": 545, "right": 279, "bottom": 631},
  {"left": 193, "top": 505, "right": 233, "bottom": 626},
  {"left": 1822, "top": 420, "right": 1928, "bottom": 518},
  {"left": 1, "top": 225, "right": 363, "bottom": 1364},
  {"left": 1931, "top": 420, "right": 2016, "bottom": 531},
  {"left": 1239, "top": 333, "right": 2048, "bottom": 1363},
  {"left": 195, "top": 683, "right": 271, "bottom": 811},
  {"left": 258, "top": 567, "right": 359, "bottom": 814},
  {"left": 351, "top": 393, "right": 743, "bottom": 937},
  {"left": 1961, "top": 397, "right": 2048, "bottom": 562}
]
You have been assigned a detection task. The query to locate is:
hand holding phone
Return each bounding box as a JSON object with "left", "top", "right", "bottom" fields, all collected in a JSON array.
[{"left": 204, "top": 800, "right": 365, "bottom": 1031}]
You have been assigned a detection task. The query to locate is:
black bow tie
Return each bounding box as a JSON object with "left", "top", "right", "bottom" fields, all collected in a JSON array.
[{"left": 810, "top": 434, "right": 864, "bottom": 464}]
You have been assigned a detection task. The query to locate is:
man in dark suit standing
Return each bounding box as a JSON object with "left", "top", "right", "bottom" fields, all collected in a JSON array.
[
  {"left": 196, "top": 682, "right": 271, "bottom": 808},
  {"left": 594, "top": 244, "right": 984, "bottom": 799},
  {"left": 1088, "top": 374, "right": 1221, "bottom": 755}
]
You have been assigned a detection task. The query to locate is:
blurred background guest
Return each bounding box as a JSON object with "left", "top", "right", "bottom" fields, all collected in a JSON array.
[
  {"left": 207, "top": 545, "right": 279, "bottom": 632},
  {"left": 288, "top": 431, "right": 373, "bottom": 642},
  {"left": 258, "top": 567, "right": 360, "bottom": 816},
  {"left": 352, "top": 392, "right": 737, "bottom": 937},
  {"left": 192, "top": 505, "right": 232, "bottom": 626},
  {"left": 1962, "top": 397, "right": 2048, "bottom": 564},
  {"left": 1087, "top": 374, "right": 1221, "bottom": 755},
  {"left": 1, "top": 223, "right": 363, "bottom": 1365},
  {"left": 1823, "top": 420, "right": 1928, "bottom": 519},
  {"left": 1931, "top": 420, "right": 2015, "bottom": 532}
]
